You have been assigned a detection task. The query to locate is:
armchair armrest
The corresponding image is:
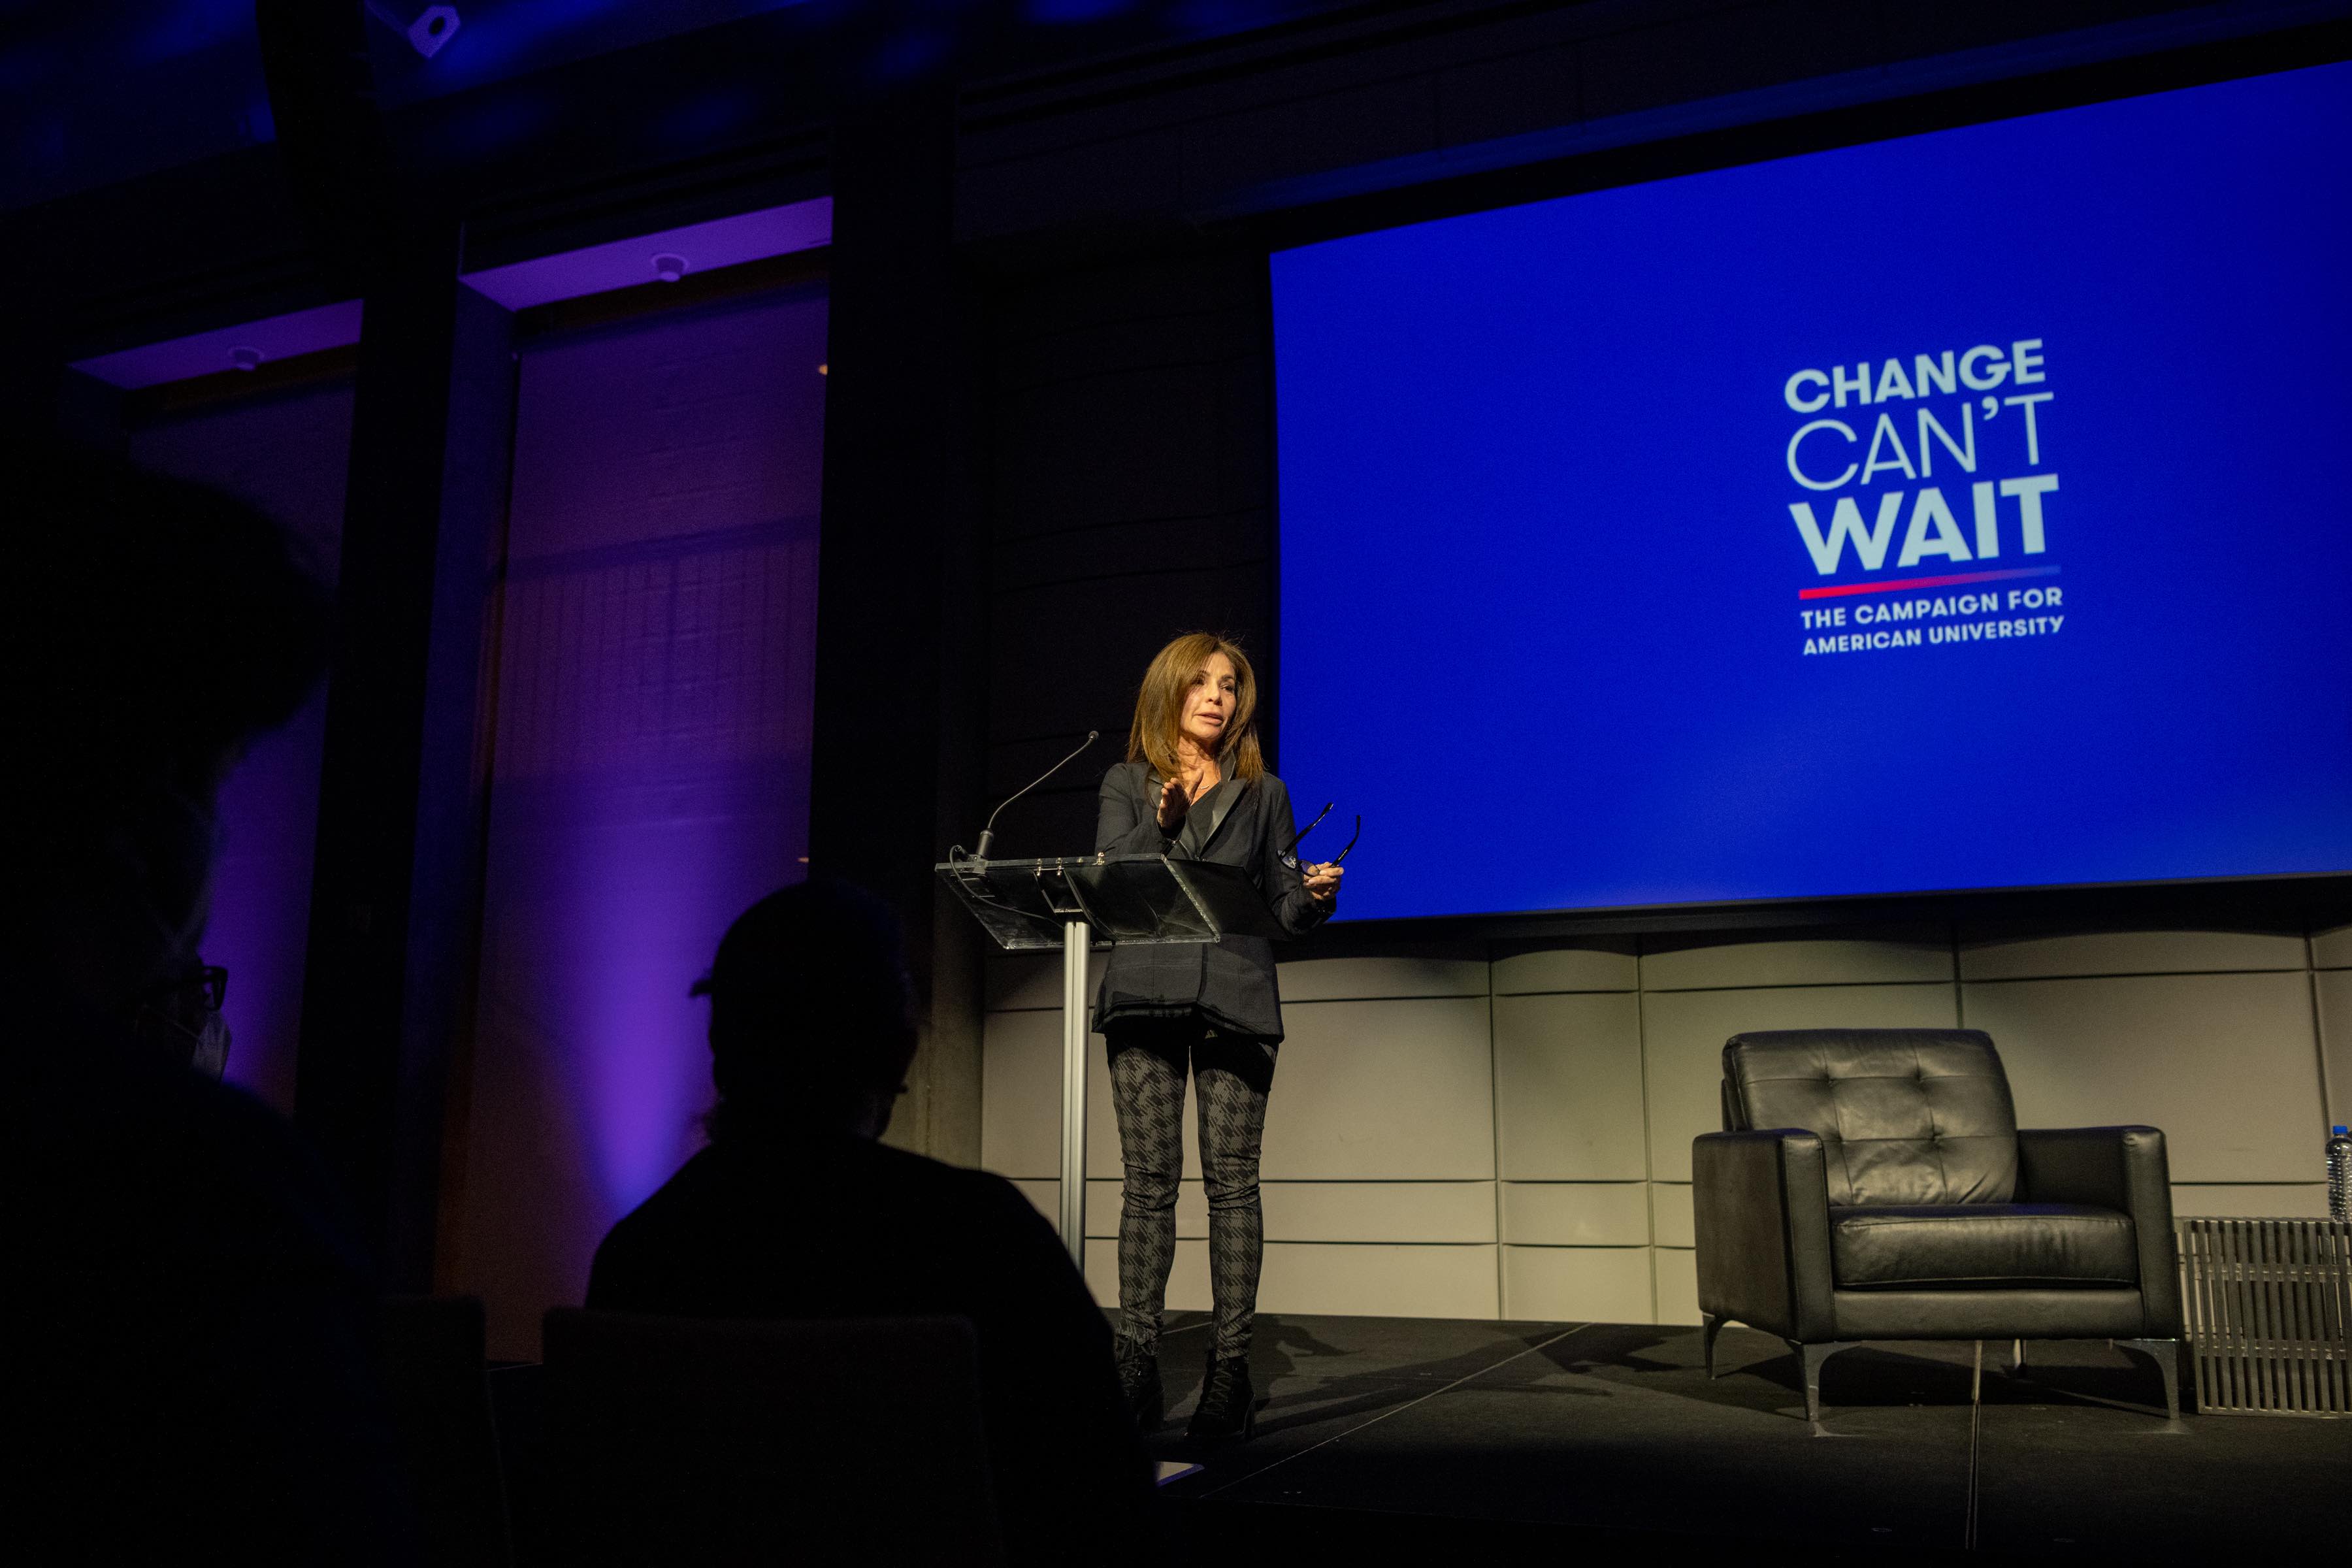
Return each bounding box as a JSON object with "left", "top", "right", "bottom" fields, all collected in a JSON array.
[
  {"left": 2016, "top": 1126, "right": 2181, "bottom": 1337},
  {"left": 1692, "top": 1129, "right": 1836, "bottom": 1341}
]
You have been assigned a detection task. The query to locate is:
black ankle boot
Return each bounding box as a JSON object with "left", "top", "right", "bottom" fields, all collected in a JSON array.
[
  {"left": 1187, "top": 1352, "right": 1256, "bottom": 1441},
  {"left": 1114, "top": 1335, "right": 1164, "bottom": 1429}
]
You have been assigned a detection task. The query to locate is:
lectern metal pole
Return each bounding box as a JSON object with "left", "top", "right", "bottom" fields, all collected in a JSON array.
[{"left": 1058, "top": 919, "right": 1089, "bottom": 1267}]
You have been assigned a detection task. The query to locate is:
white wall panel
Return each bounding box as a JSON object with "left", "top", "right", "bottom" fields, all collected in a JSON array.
[
  {"left": 1641, "top": 984, "right": 1960, "bottom": 1181},
  {"left": 2171, "top": 1184, "right": 2331, "bottom": 1218},
  {"left": 1959, "top": 928, "right": 2309, "bottom": 981},
  {"left": 1963, "top": 972, "right": 2321, "bottom": 1183},
  {"left": 1498, "top": 1183, "right": 1649, "bottom": 1246},
  {"left": 1650, "top": 1181, "right": 1694, "bottom": 1249},
  {"left": 1491, "top": 939, "right": 1639, "bottom": 995},
  {"left": 1641, "top": 931, "right": 1951, "bottom": 991},
  {"left": 2319, "top": 969, "right": 2352, "bottom": 1128},
  {"left": 1277, "top": 947, "right": 1487, "bottom": 1001},
  {"left": 1266, "top": 1182, "right": 1495, "bottom": 1242},
  {"left": 1494, "top": 992, "right": 1646, "bottom": 1180},
  {"left": 1653, "top": 1248, "right": 1701, "bottom": 1325},
  {"left": 1258, "top": 1243, "right": 1499, "bottom": 1319},
  {"left": 979, "top": 1008, "right": 1066, "bottom": 1178},
  {"left": 1501, "top": 1247, "right": 1653, "bottom": 1322},
  {"left": 1262, "top": 997, "right": 1495, "bottom": 1179}
]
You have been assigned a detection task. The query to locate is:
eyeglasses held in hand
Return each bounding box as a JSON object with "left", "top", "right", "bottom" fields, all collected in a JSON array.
[{"left": 1282, "top": 803, "right": 1360, "bottom": 868}]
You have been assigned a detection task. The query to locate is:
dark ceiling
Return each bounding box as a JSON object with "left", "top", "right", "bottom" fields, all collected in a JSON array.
[{"left": 0, "top": 0, "right": 1346, "bottom": 211}]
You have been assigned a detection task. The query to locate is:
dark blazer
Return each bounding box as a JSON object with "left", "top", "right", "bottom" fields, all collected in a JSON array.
[{"left": 1091, "top": 759, "right": 1332, "bottom": 1042}]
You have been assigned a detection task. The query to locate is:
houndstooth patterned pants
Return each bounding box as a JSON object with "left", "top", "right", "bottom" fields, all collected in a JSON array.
[{"left": 1105, "top": 1018, "right": 1276, "bottom": 1360}]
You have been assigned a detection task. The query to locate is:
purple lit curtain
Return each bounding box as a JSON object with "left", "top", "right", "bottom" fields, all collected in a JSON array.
[
  {"left": 128, "top": 381, "right": 355, "bottom": 1115},
  {"left": 451, "top": 286, "right": 826, "bottom": 1358}
]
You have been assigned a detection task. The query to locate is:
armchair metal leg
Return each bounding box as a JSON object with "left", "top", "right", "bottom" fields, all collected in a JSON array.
[
  {"left": 1793, "top": 1341, "right": 1845, "bottom": 1424},
  {"left": 2119, "top": 1338, "right": 2183, "bottom": 1421},
  {"left": 1701, "top": 1314, "right": 1725, "bottom": 1379},
  {"left": 2010, "top": 1338, "right": 2027, "bottom": 1377}
]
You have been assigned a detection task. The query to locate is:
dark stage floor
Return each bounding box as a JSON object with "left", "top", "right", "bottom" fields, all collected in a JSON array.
[{"left": 1137, "top": 1313, "right": 2352, "bottom": 1563}]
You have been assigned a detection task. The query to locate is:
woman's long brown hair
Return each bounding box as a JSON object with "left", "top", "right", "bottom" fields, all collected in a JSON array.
[{"left": 1125, "top": 632, "right": 1265, "bottom": 783}]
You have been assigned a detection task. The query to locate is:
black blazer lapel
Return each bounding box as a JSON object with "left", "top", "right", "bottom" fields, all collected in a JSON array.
[{"left": 1192, "top": 777, "right": 1251, "bottom": 862}]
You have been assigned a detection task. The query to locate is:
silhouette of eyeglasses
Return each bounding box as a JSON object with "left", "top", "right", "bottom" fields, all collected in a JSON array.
[{"left": 1282, "top": 802, "right": 1360, "bottom": 868}]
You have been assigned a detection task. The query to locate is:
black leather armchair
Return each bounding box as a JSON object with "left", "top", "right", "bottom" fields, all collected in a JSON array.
[{"left": 1693, "top": 1028, "right": 2182, "bottom": 1422}]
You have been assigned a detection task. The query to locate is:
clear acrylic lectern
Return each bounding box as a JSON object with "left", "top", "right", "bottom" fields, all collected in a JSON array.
[{"left": 938, "top": 853, "right": 1286, "bottom": 1264}]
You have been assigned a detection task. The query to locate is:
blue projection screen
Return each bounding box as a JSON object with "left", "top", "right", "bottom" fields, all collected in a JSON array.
[{"left": 1273, "top": 63, "right": 2352, "bottom": 923}]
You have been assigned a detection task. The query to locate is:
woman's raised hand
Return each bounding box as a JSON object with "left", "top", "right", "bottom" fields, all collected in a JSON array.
[
  {"left": 1156, "top": 774, "right": 1190, "bottom": 833},
  {"left": 1303, "top": 863, "right": 1343, "bottom": 902}
]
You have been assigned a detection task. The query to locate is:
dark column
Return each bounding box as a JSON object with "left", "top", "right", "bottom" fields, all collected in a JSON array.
[
  {"left": 808, "top": 88, "right": 988, "bottom": 1162},
  {"left": 54, "top": 369, "right": 126, "bottom": 455},
  {"left": 0, "top": 308, "right": 123, "bottom": 454},
  {"left": 295, "top": 220, "right": 514, "bottom": 1287}
]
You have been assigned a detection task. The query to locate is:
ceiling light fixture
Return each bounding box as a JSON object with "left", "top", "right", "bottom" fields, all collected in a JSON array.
[{"left": 365, "top": 2, "right": 462, "bottom": 61}]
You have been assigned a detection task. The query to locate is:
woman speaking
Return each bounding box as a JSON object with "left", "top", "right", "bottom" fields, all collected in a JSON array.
[{"left": 1094, "top": 632, "right": 1341, "bottom": 1441}]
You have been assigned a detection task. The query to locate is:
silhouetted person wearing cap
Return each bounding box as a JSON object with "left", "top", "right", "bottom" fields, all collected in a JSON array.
[
  {"left": 2, "top": 441, "right": 415, "bottom": 1561},
  {"left": 586, "top": 881, "right": 1163, "bottom": 1564}
]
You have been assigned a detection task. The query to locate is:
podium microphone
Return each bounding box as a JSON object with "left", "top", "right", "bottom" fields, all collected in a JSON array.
[{"left": 972, "top": 730, "right": 1098, "bottom": 862}]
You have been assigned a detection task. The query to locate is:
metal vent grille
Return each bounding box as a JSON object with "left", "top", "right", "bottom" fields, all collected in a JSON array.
[{"left": 2178, "top": 1218, "right": 2352, "bottom": 1417}]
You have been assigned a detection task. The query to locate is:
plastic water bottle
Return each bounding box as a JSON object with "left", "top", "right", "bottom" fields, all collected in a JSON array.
[{"left": 2331, "top": 1126, "right": 2352, "bottom": 1222}]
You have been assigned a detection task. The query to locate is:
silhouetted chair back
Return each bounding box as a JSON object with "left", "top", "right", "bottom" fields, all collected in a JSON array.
[
  {"left": 1695, "top": 1028, "right": 2183, "bottom": 1423},
  {"left": 378, "top": 1296, "right": 514, "bottom": 1567},
  {"left": 541, "top": 1310, "right": 1004, "bottom": 1567}
]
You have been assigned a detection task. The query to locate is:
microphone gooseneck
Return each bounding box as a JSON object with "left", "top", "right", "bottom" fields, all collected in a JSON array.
[{"left": 973, "top": 730, "right": 1100, "bottom": 861}]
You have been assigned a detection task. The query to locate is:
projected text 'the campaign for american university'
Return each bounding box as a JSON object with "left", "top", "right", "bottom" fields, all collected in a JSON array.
[{"left": 1788, "top": 340, "right": 2063, "bottom": 656}]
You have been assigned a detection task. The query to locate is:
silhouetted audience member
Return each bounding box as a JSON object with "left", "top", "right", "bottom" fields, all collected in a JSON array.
[
  {"left": 1, "top": 441, "right": 416, "bottom": 1562},
  {"left": 587, "top": 881, "right": 1164, "bottom": 1563}
]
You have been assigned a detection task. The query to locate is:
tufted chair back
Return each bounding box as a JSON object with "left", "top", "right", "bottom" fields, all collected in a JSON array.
[{"left": 1720, "top": 1029, "right": 2018, "bottom": 1206}]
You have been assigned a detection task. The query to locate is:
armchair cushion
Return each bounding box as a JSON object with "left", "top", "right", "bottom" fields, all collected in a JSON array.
[
  {"left": 1830, "top": 1203, "right": 2137, "bottom": 1290},
  {"left": 1724, "top": 1030, "right": 2017, "bottom": 1205}
]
